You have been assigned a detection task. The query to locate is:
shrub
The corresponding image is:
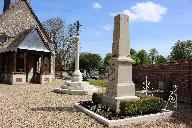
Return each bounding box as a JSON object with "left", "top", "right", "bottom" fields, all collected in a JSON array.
[
  {"left": 92, "top": 93, "right": 103, "bottom": 104},
  {"left": 119, "top": 96, "right": 165, "bottom": 116},
  {"left": 89, "top": 80, "right": 108, "bottom": 87}
]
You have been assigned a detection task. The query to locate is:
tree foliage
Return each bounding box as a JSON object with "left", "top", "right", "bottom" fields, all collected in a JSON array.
[
  {"left": 103, "top": 53, "right": 112, "bottom": 69},
  {"left": 156, "top": 55, "right": 167, "bottom": 64},
  {"left": 130, "top": 48, "right": 140, "bottom": 65},
  {"left": 42, "top": 18, "right": 78, "bottom": 70},
  {"left": 170, "top": 40, "right": 192, "bottom": 61},
  {"left": 79, "top": 52, "right": 102, "bottom": 73},
  {"left": 149, "top": 48, "right": 159, "bottom": 64},
  {"left": 137, "top": 49, "right": 151, "bottom": 66}
]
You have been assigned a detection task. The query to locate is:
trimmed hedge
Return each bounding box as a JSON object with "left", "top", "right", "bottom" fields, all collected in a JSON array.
[
  {"left": 120, "top": 96, "right": 165, "bottom": 116},
  {"left": 92, "top": 93, "right": 165, "bottom": 116}
]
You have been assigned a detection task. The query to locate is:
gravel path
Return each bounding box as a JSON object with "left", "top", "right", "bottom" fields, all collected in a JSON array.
[{"left": 0, "top": 80, "right": 191, "bottom": 128}]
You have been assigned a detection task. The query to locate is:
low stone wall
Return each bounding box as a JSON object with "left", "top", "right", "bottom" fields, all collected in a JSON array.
[
  {"left": 11, "top": 73, "right": 26, "bottom": 85},
  {"left": 133, "top": 61, "right": 192, "bottom": 104},
  {"left": 40, "top": 74, "right": 53, "bottom": 84}
]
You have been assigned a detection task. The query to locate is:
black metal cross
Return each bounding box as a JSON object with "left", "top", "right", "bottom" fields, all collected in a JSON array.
[{"left": 75, "top": 20, "right": 82, "bottom": 35}]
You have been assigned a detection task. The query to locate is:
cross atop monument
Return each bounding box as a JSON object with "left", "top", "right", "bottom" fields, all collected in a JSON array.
[{"left": 74, "top": 20, "right": 82, "bottom": 36}]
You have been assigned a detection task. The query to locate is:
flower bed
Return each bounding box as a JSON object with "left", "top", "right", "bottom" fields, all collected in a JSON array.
[{"left": 79, "top": 93, "right": 165, "bottom": 120}]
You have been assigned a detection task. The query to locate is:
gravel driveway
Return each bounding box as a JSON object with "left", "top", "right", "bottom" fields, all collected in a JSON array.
[{"left": 0, "top": 80, "right": 191, "bottom": 128}]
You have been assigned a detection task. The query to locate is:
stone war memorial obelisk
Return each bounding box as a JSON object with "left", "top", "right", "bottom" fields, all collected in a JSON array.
[
  {"left": 102, "top": 14, "right": 139, "bottom": 111},
  {"left": 54, "top": 21, "right": 98, "bottom": 95}
]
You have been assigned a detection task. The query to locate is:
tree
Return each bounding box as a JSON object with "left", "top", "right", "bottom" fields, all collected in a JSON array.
[
  {"left": 149, "top": 48, "right": 159, "bottom": 64},
  {"left": 137, "top": 49, "right": 151, "bottom": 66},
  {"left": 130, "top": 48, "right": 140, "bottom": 65},
  {"left": 170, "top": 40, "right": 192, "bottom": 61},
  {"left": 103, "top": 53, "right": 112, "bottom": 69},
  {"left": 42, "top": 18, "right": 78, "bottom": 70},
  {"left": 79, "top": 52, "right": 102, "bottom": 74},
  {"left": 156, "top": 55, "right": 167, "bottom": 64}
]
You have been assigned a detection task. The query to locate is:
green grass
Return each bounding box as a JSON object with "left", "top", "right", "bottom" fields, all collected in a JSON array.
[{"left": 89, "top": 80, "right": 108, "bottom": 87}]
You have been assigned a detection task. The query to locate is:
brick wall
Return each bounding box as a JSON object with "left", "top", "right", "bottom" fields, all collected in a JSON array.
[{"left": 133, "top": 61, "right": 192, "bottom": 103}]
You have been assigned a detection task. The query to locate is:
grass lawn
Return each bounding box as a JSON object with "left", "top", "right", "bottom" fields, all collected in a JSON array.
[{"left": 89, "top": 80, "right": 108, "bottom": 87}]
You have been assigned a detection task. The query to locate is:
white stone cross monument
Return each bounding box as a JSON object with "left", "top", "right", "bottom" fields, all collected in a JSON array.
[
  {"left": 71, "top": 35, "right": 83, "bottom": 82},
  {"left": 54, "top": 21, "right": 97, "bottom": 95},
  {"left": 102, "top": 14, "right": 139, "bottom": 111}
]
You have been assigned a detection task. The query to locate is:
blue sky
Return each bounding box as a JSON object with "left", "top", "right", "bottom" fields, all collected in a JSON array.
[{"left": 0, "top": 0, "right": 192, "bottom": 58}]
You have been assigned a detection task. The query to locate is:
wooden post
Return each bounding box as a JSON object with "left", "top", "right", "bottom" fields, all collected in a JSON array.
[
  {"left": 13, "top": 52, "right": 16, "bottom": 73},
  {"left": 24, "top": 53, "right": 27, "bottom": 73},
  {"left": 41, "top": 54, "right": 44, "bottom": 74},
  {"left": 49, "top": 54, "right": 51, "bottom": 73}
]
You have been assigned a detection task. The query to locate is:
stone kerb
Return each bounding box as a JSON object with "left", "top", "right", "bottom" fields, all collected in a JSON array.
[{"left": 75, "top": 103, "right": 173, "bottom": 127}]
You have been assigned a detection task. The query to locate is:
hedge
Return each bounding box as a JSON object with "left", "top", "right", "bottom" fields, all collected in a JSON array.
[
  {"left": 119, "top": 96, "right": 165, "bottom": 116},
  {"left": 92, "top": 93, "right": 165, "bottom": 116}
]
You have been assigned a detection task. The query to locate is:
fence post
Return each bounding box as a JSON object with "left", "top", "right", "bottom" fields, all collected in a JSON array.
[{"left": 190, "top": 62, "right": 192, "bottom": 109}]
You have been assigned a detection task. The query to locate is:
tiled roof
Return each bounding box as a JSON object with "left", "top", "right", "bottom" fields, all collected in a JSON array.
[{"left": 5, "top": 27, "right": 50, "bottom": 53}]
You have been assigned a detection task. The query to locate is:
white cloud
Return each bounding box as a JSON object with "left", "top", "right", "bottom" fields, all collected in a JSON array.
[
  {"left": 103, "top": 25, "right": 112, "bottom": 31},
  {"left": 92, "top": 2, "right": 102, "bottom": 10},
  {"left": 109, "top": 1, "right": 168, "bottom": 22},
  {"left": 109, "top": 13, "right": 118, "bottom": 17},
  {"left": 93, "top": 31, "right": 103, "bottom": 36}
]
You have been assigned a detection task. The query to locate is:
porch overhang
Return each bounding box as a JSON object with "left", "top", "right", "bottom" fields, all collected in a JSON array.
[{"left": 5, "top": 28, "right": 51, "bottom": 53}]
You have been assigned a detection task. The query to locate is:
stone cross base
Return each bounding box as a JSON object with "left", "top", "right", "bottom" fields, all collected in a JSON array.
[
  {"left": 53, "top": 81, "right": 98, "bottom": 95},
  {"left": 102, "top": 94, "right": 140, "bottom": 112},
  {"left": 72, "top": 70, "right": 82, "bottom": 82}
]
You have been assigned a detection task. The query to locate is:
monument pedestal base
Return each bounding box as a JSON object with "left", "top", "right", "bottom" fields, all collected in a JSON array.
[
  {"left": 102, "top": 82, "right": 140, "bottom": 111},
  {"left": 54, "top": 81, "right": 98, "bottom": 95},
  {"left": 72, "top": 70, "right": 82, "bottom": 82},
  {"left": 102, "top": 95, "right": 140, "bottom": 112}
]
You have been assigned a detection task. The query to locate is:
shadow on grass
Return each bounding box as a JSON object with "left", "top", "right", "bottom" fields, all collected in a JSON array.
[{"left": 31, "top": 106, "right": 77, "bottom": 113}]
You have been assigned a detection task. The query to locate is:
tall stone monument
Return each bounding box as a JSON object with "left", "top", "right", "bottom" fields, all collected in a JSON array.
[
  {"left": 54, "top": 21, "right": 97, "bottom": 95},
  {"left": 102, "top": 14, "right": 139, "bottom": 111}
]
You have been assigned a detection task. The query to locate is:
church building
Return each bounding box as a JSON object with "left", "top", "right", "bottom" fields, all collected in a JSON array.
[{"left": 0, "top": 0, "right": 55, "bottom": 84}]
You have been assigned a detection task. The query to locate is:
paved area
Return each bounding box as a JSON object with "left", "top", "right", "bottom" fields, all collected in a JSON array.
[{"left": 0, "top": 80, "right": 191, "bottom": 128}]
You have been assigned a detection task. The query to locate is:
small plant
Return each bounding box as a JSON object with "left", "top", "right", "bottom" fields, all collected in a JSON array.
[
  {"left": 92, "top": 93, "right": 103, "bottom": 104},
  {"left": 89, "top": 80, "right": 108, "bottom": 87},
  {"left": 120, "top": 96, "right": 165, "bottom": 116},
  {"left": 79, "top": 100, "right": 115, "bottom": 120}
]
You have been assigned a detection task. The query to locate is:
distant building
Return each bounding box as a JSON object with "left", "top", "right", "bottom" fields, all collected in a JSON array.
[{"left": 0, "top": 0, "right": 55, "bottom": 84}]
